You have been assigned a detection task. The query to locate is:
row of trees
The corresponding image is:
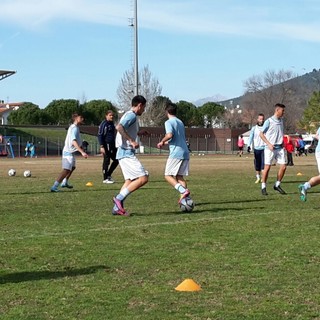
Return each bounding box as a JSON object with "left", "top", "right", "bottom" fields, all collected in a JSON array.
[
  {"left": 7, "top": 97, "right": 227, "bottom": 128},
  {"left": 7, "top": 66, "right": 320, "bottom": 132}
]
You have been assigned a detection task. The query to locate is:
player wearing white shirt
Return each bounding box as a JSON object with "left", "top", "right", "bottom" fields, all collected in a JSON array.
[
  {"left": 50, "top": 113, "right": 88, "bottom": 192},
  {"left": 112, "top": 95, "right": 149, "bottom": 216},
  {"left": 259, "top": 103, "right": 286, "bottom": 196},
  {"left": 248, "top": 113, "right": 265, "bottom": 183}
]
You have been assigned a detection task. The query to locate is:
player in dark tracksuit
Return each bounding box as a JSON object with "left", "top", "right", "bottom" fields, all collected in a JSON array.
[{"left": 98, "top": 110, "right": 119, "bottom": 183}]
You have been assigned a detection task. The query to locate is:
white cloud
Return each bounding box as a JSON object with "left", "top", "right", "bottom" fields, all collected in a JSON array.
[{"left": 1, "top": 0, "right": 320, "bottom": 42}]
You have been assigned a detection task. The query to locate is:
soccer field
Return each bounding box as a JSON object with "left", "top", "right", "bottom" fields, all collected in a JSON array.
[{"left": 1, "top": 155, "right": 320, "bottom": 319}]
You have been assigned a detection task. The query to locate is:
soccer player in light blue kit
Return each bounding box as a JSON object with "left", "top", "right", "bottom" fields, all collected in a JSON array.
[
  {"left": 299, "top": 126, "right": 320, "bottom": 201},
  {"left": 50, "top": 113, "right": 88, "bottom": 192},
  {"left": 259, "top": 103, "right": 287, "bottom": 196},
  {"left": 112, "top": 95, "right": 149, "bottom": 216},
  {"left": 247, "top": 113, "right": 265, "bottom": 183},
  {"left": 157, "top": 102, "right": 191, "bottom": 203}
]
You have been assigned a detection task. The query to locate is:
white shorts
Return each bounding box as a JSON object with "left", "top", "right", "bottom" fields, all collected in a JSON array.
[
  {"left": 264, "top": 148, "right": 286, "bottom": 165},
  {"left": 165, "top": 158, "right": 189, "bottom": 176},
  {"left": 62, "top": 154, "right": 76, "bottom": 171},
  {"left": 119, "top": 156, "right": 148, "bottom": 180},
  {"left": 316, "top": 151, "right": 320, "bottom": 173}
]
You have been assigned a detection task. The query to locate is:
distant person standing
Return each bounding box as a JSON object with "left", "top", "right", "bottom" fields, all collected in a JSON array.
[
  {"left": 25, "top": 141, "right": 32, "bottom": 157},
  {"left": 157, "top": 102, "right": 191, "bottom": 205},
  {"left": 98, "top": 110, "right": 119, "bottom": 184},
  {"left": 50, "top": 113, "right": 88, "bottom": 192},
  {"left": 112, "top": 95, "right": 149, "bottom": 216},
  {"left": 299, "top": 127, "right": 320, "bottom": 201},
  {"left": 259, "top": 103, "right": 287, "bottom": 195},
  {"left": 237, "top": 135, "right": 245, "bottom": 157},
  {"left": 247, "top": 113, "right": 265, "bottom": 183},
  {"left": 284, "top": 135, "right": 294, "bottom": 166}
]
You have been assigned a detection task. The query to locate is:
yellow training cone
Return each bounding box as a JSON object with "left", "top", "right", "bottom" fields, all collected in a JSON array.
[
  {"left": 297, "top": 172, "right": 303, "bottom": 176},
  {"left": 175, "top": 279, "right": 201, "bottom": 292},
  {"left": 86, "top": 182, "right": 93, "bottom": 187}
]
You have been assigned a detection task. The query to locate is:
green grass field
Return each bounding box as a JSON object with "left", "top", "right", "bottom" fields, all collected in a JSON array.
[{"left": 1, "top": 154, "right": 320, "bottom": 319}]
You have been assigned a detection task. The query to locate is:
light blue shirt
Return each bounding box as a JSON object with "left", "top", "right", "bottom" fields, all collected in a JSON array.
[
  {"left": 63, "top": 124, "right": 82, "bottom": 156},
  {"left": 116, "top": 110, "right": 139, "bottom": 159},
  {"left": 165, "top": 117, "right": 189, "bottom": 160},
  {"left": 262, "top": 116, "right": 284, "bottom": 150},
  {"left": 248, "top": 125, "right": 265, "bottom": 150}
]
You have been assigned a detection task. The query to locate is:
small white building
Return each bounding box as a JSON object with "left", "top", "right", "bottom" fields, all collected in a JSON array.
[{"left": 0, "top": 102, "right": 23, "bottom": 125}]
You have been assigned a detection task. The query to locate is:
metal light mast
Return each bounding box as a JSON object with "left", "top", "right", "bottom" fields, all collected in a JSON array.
[{"left": 133, "top": 0, "right": 139, "bottom": 96}]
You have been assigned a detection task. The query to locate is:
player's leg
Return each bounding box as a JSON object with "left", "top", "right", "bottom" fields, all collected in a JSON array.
[
  {"left": 299, "top": 175, "right": 320, "bottom": 202},
  {"left": 102, "top": 151, "right": 111, "bottom": 182},
  {"left": 165, "top": 159, "right": 190, "bottom": 201},
  {"left": 273, "top": 149, "right": 287, "bottom": 194},
  {"left": 261, "top": 149, "right": 273, "bottom": 195},
  {"left": 106, "top": 147, "right": 119, "bottom": 182},
  {"left": 112, "top": 157, "right": 148, "bottom": 215},
  {"left": 51, "top": 155, "right": 73, "bottom": 192},
  {"left": 254, "top": 149, "right": 262, "bottom": 183}
]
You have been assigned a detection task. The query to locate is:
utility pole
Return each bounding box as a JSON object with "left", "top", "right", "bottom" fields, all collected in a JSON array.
[{"left": 133, "top": 0, "right": 139, "bottom": 96}]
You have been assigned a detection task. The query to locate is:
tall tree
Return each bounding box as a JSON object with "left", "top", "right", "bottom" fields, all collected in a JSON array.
[
  {"left": 198, "top": 102, "right": 225, "bottom": 128},
  {"left": 116, "top": 65, "right": 162, "bottom": 117},
  {"left": 82, "top": 100, "right": 117, "bottom": 125},
  {"left": 45, "top": 99, "right": 82, "bottom": 125},
  {"left": 299, "top": 91, "right": 320, "bottom": 133},
  {"left": 176, "top": 101, "right": 199, "bottom": 127},
  {"left": 242, "top": 69, "right": 299, "bottom": 131},
  {"left": 8, "top": 102, "right": 52, "bottom": 125},
  {"left": 143, "top": 96, "right": 171, "bottom": 127}
]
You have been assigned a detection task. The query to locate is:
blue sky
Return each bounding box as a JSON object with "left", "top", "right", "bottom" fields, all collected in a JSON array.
[{"left": 1, "top": 0, "right": 320, "bottom": 108}]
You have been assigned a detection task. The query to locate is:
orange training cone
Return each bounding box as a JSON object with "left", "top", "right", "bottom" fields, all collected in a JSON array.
[
  {"left": 297, "top": 172, "right": 303, "bottom": 176},
  {"left": 86, "top": 182, "right": 93, "bottom": 187},
  {"left": 175, "top": 279, "right": 201, "bottom": 292}
]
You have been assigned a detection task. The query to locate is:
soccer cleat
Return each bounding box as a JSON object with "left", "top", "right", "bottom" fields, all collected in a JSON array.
[
  {"left": 50, "top": 186, "right": 60, "bottom": 192},
  {"left": 178, "top": 189, "right": 190, "bottom": 204},
  {"left": 61, "top": 183, "right": 73, "bottom": 189},
  {"left": 113, "top": 197, "right": 125, "bottom": 213},
  {"left": 103, "top": 178, "right": 115, "bottom": 184},
  {"left": 112, "top": 208, "right": 130, "bottom": 216},
  {"left": 273, "top": 185, "right": 286, "bottom": 194},
  {"left": 261, "top": 188, "right": 268, "bottom": 196},
  {"left": 298, "top": 184, "right": 307, "bottom": 202},
  {"left": 255, "top": 178, "right": 261, "bottom": 184}
]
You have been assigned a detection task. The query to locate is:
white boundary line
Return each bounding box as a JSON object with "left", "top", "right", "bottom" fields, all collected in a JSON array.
[{"left": 0, "top": 210, "right": 282, "bottom": 242}]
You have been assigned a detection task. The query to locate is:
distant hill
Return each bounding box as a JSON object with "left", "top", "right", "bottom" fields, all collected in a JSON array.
[
  {"left": 193, "top": 69, "right": 320, "bottom": 110},
  {"left": 217, "top": 69, "right": 320, "bottom": 109}
]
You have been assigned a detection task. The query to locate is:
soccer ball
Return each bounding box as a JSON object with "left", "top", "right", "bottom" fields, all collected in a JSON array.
[
  {"left": 23, "top": 170, "right": 31, "bottom": 178},
  {"left": 179, "top": 197, "right": 195, "bottom": 213},
  {"left": 8, "top": 169, "right": 16, "bottom": 176}
]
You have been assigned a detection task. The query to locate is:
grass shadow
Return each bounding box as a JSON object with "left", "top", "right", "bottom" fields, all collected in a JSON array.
[{"left": 0, "top": 265, "right": 108, "bottom": 284}]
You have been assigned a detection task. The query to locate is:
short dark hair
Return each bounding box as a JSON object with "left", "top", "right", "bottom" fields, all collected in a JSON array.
[
  {"left": 275, "top": 103, "right": 285, "bottom": 109},
  {"left": 258, "top": 113, "right": 264, "bottom": 117},
  {"left": 132, "top": 95, "right": 146, "bottom": 107},
  {"left": 72, "top": 113, "right": 84, "bottom": 121},
  {"left": 165, "top": 102, "right": 177, "bottom": 115},
  {"left": 106, "top": 110, "right": 114, "bottom": 115}
]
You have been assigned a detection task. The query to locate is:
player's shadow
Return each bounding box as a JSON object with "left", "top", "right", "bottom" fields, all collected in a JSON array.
[{"left": 0, "top": 265, "right": 107, "bottom": 284}]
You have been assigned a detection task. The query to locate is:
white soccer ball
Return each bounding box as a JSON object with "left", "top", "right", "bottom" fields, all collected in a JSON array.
[
  {"left": 8, "top": 169, "right": 16, "bottom": 176},
  {"left": 23, "top": 170, "right": 31, "bottom": 178},
  {"left": 179, "top": 197, "right": 195, "bottom": 213}
]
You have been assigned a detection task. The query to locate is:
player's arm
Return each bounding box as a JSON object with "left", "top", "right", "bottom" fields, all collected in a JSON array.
[
  {"left": 157, "top": 133, "right": 173, "bottom": 148},
  {"left": 116, "top": 123, "right": 139, "bottom": 149},
  {"left": 97, "top": 122, "right": 106, "bottom": 154},
  {"left": 72, "top": 139, "right": 88, "bottom": 158}
]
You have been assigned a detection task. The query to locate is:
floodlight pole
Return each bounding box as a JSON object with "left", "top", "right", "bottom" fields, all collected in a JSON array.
[{"left": 133, "top": 0, "right": 139, "bottom": 96}]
